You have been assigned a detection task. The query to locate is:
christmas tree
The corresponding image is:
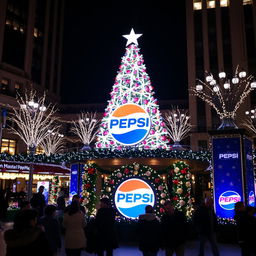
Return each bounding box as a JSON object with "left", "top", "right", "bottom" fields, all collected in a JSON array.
[{"left": 96, "top": 28, "right": 169, "bottom": 149}]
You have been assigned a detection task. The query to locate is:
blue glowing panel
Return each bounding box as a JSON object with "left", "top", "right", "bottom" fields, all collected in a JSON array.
[
  {"left": 212, "top": 137, "right": 244, "bottom": 218},
  {"left": 244, "top": 138, "right": 255, "bottom": 207},
  {"left": 70, "top": 164, "right": 79, "bottom": 200}
]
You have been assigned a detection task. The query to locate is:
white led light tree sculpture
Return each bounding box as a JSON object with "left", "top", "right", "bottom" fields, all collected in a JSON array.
[
  {"left": 71, "top": 112, "right": 100, "bottom": 150},
  {"left": 40, "top": 129, "right": 65, "bottom": 156},
  {"left": 164, "top": 107, "right": 191, "bottom": 149},
  {"left": 243, "top": 108, "right": 256, "bottom": 135},
  {"left": 9, "top": 90, "right": 58, "bottom": 198},
  {"left": 192, "top": 67, "right": 256, "bottom": 130},
  {"left": 96, "top": 28, "right": 169, "bottom": 149}
]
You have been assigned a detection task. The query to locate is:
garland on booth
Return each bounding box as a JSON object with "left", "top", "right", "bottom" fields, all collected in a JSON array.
[
  {"left": 80, "top": 163, "right": 98, "bottom": 216},
  {"left": 169, "top": 161, "right": 193, "bottom": 217},
  {"left": 50, "top": 176, "right": 59, "bottom": 203},
  {"left": 101, "top": 162, "right": 169, "bottom": 220},
  {"left": 0, "top": 149, "right": 212, "bottom": 164}
]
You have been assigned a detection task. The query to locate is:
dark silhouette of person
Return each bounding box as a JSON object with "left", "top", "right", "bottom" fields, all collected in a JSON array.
[
  {"left": 63, "top": 200, "right": 86, "bottom": 256},
  {"left": 39, "top": 205, "right": 62, "bottom": 255},
  {"left": 193, "top": 197, "right": 220, "bottom": 256},
  {"left": 161, "top": 200, "right": 187, "bottom": 256},
  {"left": 30, "top": 185, "right": 46, "bottom": 217},
  {"left": 234, "top": 202, "right": 254, "bottom": 256},
  {"left": 137, "top": 205, "right": 161, "bottom": 256},
  {"left": 4, "top": 209, "right": 52, "bottom": 256},
  {"left": 95, "top": 197, "right": 118, "bottom": 256},
  {"left": 0, "top": 189, "right": 8, "bottom": 220},
  {"left": 57, "top": 190, "right": 66, "bottom": 211},
  {"left": 65, "top": 194, "right": 85, "bottom": 215}
]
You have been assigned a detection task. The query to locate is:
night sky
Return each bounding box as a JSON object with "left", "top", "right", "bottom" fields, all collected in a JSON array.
[{"left": 61, "top": 1, "right": 187, "bottom": 105}]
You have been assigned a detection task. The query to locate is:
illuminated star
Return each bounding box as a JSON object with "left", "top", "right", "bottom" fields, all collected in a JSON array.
[{"left": 122, "top": 28, "right": 142, "bottom": 46}]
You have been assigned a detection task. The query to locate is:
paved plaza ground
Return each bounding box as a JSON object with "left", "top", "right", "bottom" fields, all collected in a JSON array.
[{"left": 60, "top": 241, "right": 241, "bottom": 256}]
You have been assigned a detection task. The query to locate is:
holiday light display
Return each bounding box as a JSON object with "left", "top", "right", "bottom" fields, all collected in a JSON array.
[
  {"left": 71, "top": 112, "right": 100, "bottom": 150},
  {"left": 192, "top": 67, "right": 256, "bottom": 129},
  {"left": 80, "top": 163, "right": 98, "bottom": 216},
  {"left": 40, "top": 129, "right": 65, "bottom": 156},
  {"left": 96, "top": 28, "right": 169, "bottom": 149},
  {"left": 101, "top": 162, "right": 169, "bottom": 219},
  {"left": 49, "top": 176, "right": 59, "bottom": 203},
  {"left": 169, "top": 161, "right": 193, "bottom": 217},
  {"left": 164, "top": 107, "right": 191, "bottom": 148}
]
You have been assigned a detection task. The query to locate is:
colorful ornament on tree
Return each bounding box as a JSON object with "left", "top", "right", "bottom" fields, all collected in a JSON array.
[
  {"left": 169, "top": 161, "right": 193, "bottom": 217},
  {"left": 49, "top": 176, "right": 59, "bottom": 203},
  {"left": 80, "top": 163, "right": 98, "bottom": 216}
]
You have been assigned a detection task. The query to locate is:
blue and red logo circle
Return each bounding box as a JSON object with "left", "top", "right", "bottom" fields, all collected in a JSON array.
[
  {"left": 218, "top": 191, "right": 241, "bottom": 210},
  {"left": 114, "top": 178, "right": 155, "bottom": 219},
  {"left": 109, "top": 104, "right": 151, "bottom": 145},
  {"left": 249, "top": 191, "right": 255, "bottom": 207}
]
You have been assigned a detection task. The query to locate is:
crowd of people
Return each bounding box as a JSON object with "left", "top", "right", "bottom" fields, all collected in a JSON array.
[{"left": 0, "top": 185, "right": 256, "bottom": 256}]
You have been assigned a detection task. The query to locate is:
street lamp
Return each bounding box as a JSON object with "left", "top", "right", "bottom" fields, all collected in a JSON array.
[{"left": 193, "top": 66, "right": 255, "bottom": 130}]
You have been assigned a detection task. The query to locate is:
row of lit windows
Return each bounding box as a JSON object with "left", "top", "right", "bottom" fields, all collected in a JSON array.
[
  {"left": 5, "top": 19, "right": 43, "bottom": 38},
  {"left": 1, "top": 78, "right": 22, "bottom": 92},
  {"left": 193, "top": 0, "right": 252, "bottom": 10},
  {"left": 0, "top": 139, "right": 45, "bottom": 155}
]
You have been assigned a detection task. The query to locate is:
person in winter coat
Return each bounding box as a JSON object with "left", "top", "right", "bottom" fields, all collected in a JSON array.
[
  {"left": 95, "top": 197, "right": 118, "bottom": 256},
  {"left": 193, "top": 197, "right": 220, "bottom": 256},
  {"left": 63, "top": 200, "right": 86, "bottom": 256},
  {"left": 137, "top": 205, "right": 161, "bottom": 256},
  {"left": 30, "top": 185, "right": 46, "bottom": 217},
  {"left": 39, "top": 205, "right": 62, "bottom": 255},
  {"left": 161, "top": 200, "right": 187, "bottom": 256},
  {"left": 4, "top": 209, "right": 52, "bottom": 256}
]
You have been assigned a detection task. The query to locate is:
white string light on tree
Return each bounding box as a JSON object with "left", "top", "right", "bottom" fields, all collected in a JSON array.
[
  {"left": 244, "top": 108, "right": 256, "bottom": 135},
  {"left": 164, "top": 107, "right": 191, "bottom": 149},
  {"left": 71, "top": 112, "right": 100, "bottom": 150},
  {"left": 40, "top": 129, "right": 65, "bottom": 156},
  {"left": 192, "top": 66, "right": 256, "bottom": 129}
]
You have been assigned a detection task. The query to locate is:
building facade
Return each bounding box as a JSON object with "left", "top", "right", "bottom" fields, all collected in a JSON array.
[
  {"left": 186, "top": 0, "right": 256, "bottom": 150},
  {"left": 0, "top": 0, "right": 65, "bottom": 154}
]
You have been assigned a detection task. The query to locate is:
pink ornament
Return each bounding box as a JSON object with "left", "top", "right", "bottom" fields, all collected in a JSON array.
[
  {"left": 145, "top": 86, "right": 149, "bottom": 92},
  {"left": 122, "top": 99, "right": 127, "bottom": 104},
  {"left": 133, "top": 97, "right": 139, "bottom": 103},
  {"left": 152, "top": 108, "right": 157, "bottom": 114},
  {"left": 150, "top": 130, "right": 155, "bottom": 135},
  {"left": 117, "top": 146, "right": 122, "bottom": 150},
  {"left": 97, "top": 143, "right": 102, "bottom": 148},
  {"left": 110, "top": 140, "right": 114, "bottom": 145},
  {"left": 142, "top": 140, "right": 147, "bottom": 145},
  {"left": 103, "top": 131, "right": 108, "bottom": 136},
  {"left": 114, "top": 87, "right": 119, "bottom": 92},
  {"left": 104, "top": 113, "right": 107, "bottom": 117},
  {"left": 126, "top": 70, "right": 131, "bottom": 74},
  {"left": 161, "top": 122, "right": 165, "bottom": 127},
  {"left": 144, "top": 146, "right": 150, "bottom": 149},
  {"left": 143, "top": 100, "right": 149, "bottom": 105},
  {"left": 137, "top": 61, "right": 141, "bottom": 66},
  {"left": 161, "top": 136, "right": 167, "bottom": 141}
]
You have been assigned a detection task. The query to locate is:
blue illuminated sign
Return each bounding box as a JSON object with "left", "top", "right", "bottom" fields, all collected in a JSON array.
[
  {"left": 212, "top": 137, "right": 244, "bottom": 218},
  {"left": 70, "top": 164, "right": 79, "bottom": 200}
]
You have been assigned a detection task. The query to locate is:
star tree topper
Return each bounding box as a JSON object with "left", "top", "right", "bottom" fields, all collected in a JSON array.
[{"left": 122, "top": 28, "right": 142, "bottom": 46}]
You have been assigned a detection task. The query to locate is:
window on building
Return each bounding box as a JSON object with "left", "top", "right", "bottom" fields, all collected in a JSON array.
[
  {"left": 207, "top": 0, "right": 215, "bottom": 9},
  {"left": 243, "top": 0, "right": 253, "bottom": 5},
  {"left": 193, "top": 0, "right": 202, "bottom": 10},
  {"left": 220, "top": 0, "right": 229, "bottom": 7},
  {"left": 1, "top": 78, "right": 9, "bottom": 92},
  {"left": 36, "top": 146, "right": 44, "bottom": 155},
  {"left": 1, "top": 138, "right": 16, "bottom": 155},
  {"left": 198, "top": 140, "right": 208, "bottom": 150}
]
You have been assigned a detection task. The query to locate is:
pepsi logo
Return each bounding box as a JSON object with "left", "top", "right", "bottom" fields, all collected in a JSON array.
[
  {"left": 249, "top": 191, "right": 255, "bottom": 207},
  {"left": 114, "top": 178, "right": 155, "bottom": 219},
  {"left": 218, "top": 191, "right": 241, "bottom": 210},
  {"left": 109, "top": 104, "right": 151, "bottom": 145}
]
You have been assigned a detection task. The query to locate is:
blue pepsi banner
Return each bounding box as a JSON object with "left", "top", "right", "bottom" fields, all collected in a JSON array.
[
  {"left": 244, "top": 138, "right": 255, "bottom": 207},
  {"left": 70, "top": 164, "right": 79, "bottom": 201},
  {"left": 212, "top": 137, "right": 244, "bottom": 218}
]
